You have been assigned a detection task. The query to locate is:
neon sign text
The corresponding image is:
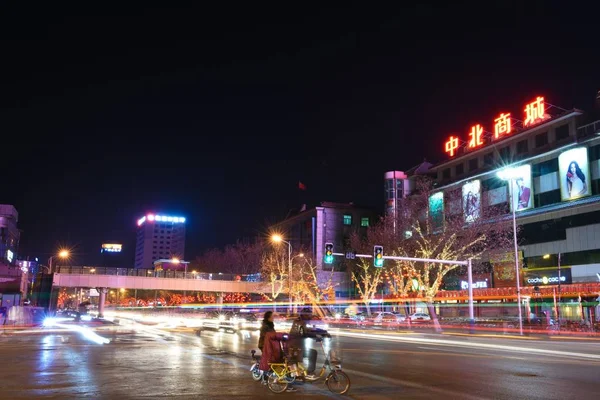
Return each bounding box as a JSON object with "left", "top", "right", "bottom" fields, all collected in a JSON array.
[
  {"left": 524, "top": 96, "right": 545, "bottom": 126},
  {"left": 494, "top": 113, "right": 511, "bottom": 138},
  {"left": 445, "top": 136, "right": 459, "bottom": 157},
  {"left": 468, "top": 124, "right": 484, "bottom": 149},
  {"left": 443, "top": 96, "right": 551, "bottom": 157}
]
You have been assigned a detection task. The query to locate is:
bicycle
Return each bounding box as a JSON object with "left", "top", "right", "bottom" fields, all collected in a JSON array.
[
  {"left": 266, "top": 334, "right": 351, "bottom": 395},
  {"left": 250, "top": 350, "right": 263, "bottom": 381}
]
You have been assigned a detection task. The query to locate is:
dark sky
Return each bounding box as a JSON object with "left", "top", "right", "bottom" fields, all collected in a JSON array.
[{"left": 1, "top": 2, "right": 598, "bottom": 265}]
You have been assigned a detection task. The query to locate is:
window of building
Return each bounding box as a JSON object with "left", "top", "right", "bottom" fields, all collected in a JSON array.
[
  {"left": 535, "top": 132, "right": 548, "bottom": 147},
  {"left": 442, "top": 168, "right": 451, "bottom": 179},
  {"left": 343, "top": 214, "right": 352, "bottom": 225},
  {"left": 484, "top": 153, "right": 494, "bottom": 166},
  {"left": 361, "top": 217, "right": 369, "bottom": 227},
  {"left": 532, "top": 158, "right": 558, "bottom": 177},
  {"left": 455, "top": 163, "right": 464, "bottom": 176},
  {"left": 555, "top": 124, "right": 569, "bottom": 141},
  {"left": 516, "top": 139, "right": 528, "bottom": 154},
  {"left": 534, "top": 189, "right": 561, "bottom": 207},
  {"left": 469, "top": 158, "right": 478, "bottom": 172},
  {"left": 498, "top": 146, "right": 511, "bottom": 161},
  {"left": 590, "top": 145, "right": 600, "bottom": 162}
]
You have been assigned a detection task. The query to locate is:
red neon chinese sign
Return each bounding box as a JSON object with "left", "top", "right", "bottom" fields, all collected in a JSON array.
[
  {"left": 445, "top": 136, "right": 459, "bottom": 157},
  {"left": 494, "top": 113, "right": 511, "bottom": 138},
  {"left": 524, "top": 96, "right": 545, "bottom": 126},
  {"left": 468, "top": 124, "right": 484, "bottom": 149},
  {"left": 442, "top": 95, "right": 554, "bottom": 157}
]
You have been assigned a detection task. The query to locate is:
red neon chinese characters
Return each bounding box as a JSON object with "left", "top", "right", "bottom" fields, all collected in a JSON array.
[
  {"left": 524, "top": 96, "right": 545, "bottom": 126},
  {"left": 445, "top": 136, "right": 459, "bottom": 157},
  {"left": 494, "top": 113, "right": 512, "bottom": 139},
  {"left": 468, "top": 124, "right": 484, "bottom": 149}
]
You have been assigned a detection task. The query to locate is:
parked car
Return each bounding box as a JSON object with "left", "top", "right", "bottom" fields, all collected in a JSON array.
[
  {"left": 409, "top": 312, "right": 431, "bottom": 322},
  {"left": 373, "top": 312, "right": 406, "bottom": 328}
]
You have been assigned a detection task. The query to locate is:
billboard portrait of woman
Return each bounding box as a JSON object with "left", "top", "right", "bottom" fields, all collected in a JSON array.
[{"left": 559, "top": 147, "right": 590, "bottom": 201}]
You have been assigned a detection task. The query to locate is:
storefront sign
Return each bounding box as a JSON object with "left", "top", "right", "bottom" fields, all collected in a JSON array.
[
  {"left": 460, "top": 280, "right": 488, "bottom": 289},
  {"left": 524, "top": 268, "right": 572, "bottom": 286},
  {"left": 444, "top": 96, "right": 550, "bottom": 157}
]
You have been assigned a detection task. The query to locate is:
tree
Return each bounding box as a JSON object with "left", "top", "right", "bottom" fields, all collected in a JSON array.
[
  {"left": 289, "top": 255, "right": 336, "bottom": 316},
  {"left": 354, "top": 178, "right": 514, "bottom": 323},
  {"left": 351, "top": 259, "right": 383, "bottom": 316},
  {"left": 195, "top": 240, "right": 264, "bottom": 275},
  {"left": 259, "top": 248, "right": 288, "bottom": 305}
]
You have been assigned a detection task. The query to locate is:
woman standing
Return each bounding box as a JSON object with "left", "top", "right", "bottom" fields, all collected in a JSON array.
[{"left": 258, "top": 311, "right": 275, "bottom": 351}]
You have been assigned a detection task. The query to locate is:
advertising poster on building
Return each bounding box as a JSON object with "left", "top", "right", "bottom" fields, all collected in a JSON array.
[
  {"left": 559, "top": 147, "right": 590, "bottom": 201},
  {"left": 507, "top": 164, "right": 533, "bottom": 212},
  {"left": 462, "top": 180, "right": 481, "bottom": 223},
  {"left": 428, "top": 192, "right": 444, "bottom": 230}
]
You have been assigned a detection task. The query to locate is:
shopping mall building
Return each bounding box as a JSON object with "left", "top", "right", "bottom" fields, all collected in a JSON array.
[{"left": 389, "top": 95, "right": 600, "bottom": 319}]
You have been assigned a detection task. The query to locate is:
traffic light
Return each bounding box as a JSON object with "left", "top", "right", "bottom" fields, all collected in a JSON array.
[
  {"left": 324, "top": 243, "right": 334, "bottom": 264},
  {"left": 373, "top": 245, "right": 384, "bottom": 267}
]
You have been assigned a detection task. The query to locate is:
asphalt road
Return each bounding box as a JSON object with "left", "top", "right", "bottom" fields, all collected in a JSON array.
[{"left": 0, "top": 323, "right": 598, "bottom": 399}]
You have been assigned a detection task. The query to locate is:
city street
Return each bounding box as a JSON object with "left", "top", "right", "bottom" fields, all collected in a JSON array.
[{"left": 1, "top": 322, "right": 599, "bottom": 399}]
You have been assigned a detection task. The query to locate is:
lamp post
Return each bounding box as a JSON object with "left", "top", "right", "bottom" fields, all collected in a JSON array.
[
  {"left": 497, "top": 168, "right": 524, "bottom": 336},
  {"left": 271, "top": 234, "right": 292, "bottom": 314},
  {"left": 47, "top": 249, "right": 70, "bottom": 274}
]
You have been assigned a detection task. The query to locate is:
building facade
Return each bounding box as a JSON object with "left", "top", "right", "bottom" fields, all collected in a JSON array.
[
  {"left": 425, "top": 96, "right": 600, "bottom": 289},
  {"left": 134, "top": 213, "right": 186, "bottom": 269},
  {"left": 272, "top": 202, "right": 379, "bottom": 297},
  {"left": 0, "top": 205, "right": 19, "bottom": 266}
]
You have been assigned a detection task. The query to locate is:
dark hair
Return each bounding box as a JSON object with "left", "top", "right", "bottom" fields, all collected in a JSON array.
[
  {"left": 567, "top": 161, "right": 586, "bottom": 183},
  {"left": 263, "top": 311, "right": 273, "bottom": 322}
]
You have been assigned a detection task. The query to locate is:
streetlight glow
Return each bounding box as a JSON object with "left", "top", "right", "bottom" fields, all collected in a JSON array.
[
  {"left": 271, "top": 234, "right": 283, "bottom": 243},
  {"left": 171, "top": 258, "right": 180, "bottom": 264},
  {"left": 59, "top": 250, "right": 70, "bottom": 258}
]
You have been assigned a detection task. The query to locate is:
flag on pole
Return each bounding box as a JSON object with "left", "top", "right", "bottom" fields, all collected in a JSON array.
[{"left": 298, "top": 181, "right": 307, "bottom": 191}]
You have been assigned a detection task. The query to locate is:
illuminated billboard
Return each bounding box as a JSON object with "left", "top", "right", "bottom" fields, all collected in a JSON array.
[
  {"left": 506, "top": 164, "right": 533, "bottom": 212},
  {"left": 462, "top": 180, "right": 481, "bottom": 223},
  {"left": 101, "top": 243, "right": 122, "bottom": 253},
  {"left": 137, "top": 214, "right": 186, "bottom": 226},
  {"left": 559, "top": 147, "right": 590, "bottom": 201},
  {"left": 428, "top": 192, "right": 444, "bottom": 230}
]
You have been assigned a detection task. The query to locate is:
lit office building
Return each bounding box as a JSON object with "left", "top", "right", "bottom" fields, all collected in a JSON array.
[{"left": 134, "top": 214, "right": 186, "bottom": 269}]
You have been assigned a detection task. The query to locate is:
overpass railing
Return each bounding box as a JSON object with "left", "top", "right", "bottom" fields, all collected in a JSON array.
[{"left": 56, "top": 266, "right": 262, "bottom": 282}]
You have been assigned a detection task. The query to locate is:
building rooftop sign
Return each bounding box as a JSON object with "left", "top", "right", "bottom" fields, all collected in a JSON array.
[
  {"left": 101, "top": 243, "right": 122, "bottom": 253},
  {"left": 444, "top": 96, "right": 560, "bottom": 158},
  {"left": 137, "top": 214, "right": 186, "bottom": 226}
]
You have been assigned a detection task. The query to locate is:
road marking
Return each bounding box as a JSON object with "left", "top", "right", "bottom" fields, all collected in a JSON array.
[
  {"left": 335, "top": 331, "right": 600, "bottom": 360},
  {"left": 341, "top": 367, "right": 491, "bottom": 400}
]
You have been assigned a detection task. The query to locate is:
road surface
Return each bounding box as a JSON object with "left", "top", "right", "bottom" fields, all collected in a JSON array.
[{"left": 0, "top": 323, "right": 598, "bottom": 399}]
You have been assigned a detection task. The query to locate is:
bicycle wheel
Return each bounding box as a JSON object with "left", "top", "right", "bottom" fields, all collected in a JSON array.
[
  {"left": 326, "top": 370, "right": 350, "bottom": 394},
  {"left": 251, "top": 363, "right": 263, "bottom": 381},
  {"left": 267, "top": 373, "right": 289, "bottom": 394}
]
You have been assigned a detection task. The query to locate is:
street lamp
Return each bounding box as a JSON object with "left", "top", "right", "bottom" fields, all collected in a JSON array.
[
  {"left": 47, "top": 249, "right": 70, "bottom": 274},
  {"left": 497, "top": 168, "right": 524, "bottom": 336},
  {"left": 271, "top": 234, "right": 292, "bottom": 314}
]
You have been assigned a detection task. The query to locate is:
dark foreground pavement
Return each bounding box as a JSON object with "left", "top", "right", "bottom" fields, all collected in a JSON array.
[{"left": 0, "top": 323, "right": 599, "bottom": 399}]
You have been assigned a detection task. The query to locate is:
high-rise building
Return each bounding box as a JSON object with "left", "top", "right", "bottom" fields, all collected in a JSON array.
[
  {"left": 134, "top": 213, "right": 186, "bottom": 269},
  {"left": 0, "top": 205, "right": 20, "bottom": 266}
]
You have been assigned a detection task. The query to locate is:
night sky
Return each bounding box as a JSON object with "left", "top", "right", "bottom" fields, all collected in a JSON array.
[{"left": 1, "top": 2, "right": 598, "bottom": 266}]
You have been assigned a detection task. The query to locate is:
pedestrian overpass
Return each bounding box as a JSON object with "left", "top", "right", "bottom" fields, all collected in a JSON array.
[{"left": 53, "top": 267, "right": 270, "bottom": 294}]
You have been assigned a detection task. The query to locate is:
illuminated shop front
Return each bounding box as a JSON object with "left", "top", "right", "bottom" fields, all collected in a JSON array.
[{"left": 429, "top": 95, "right": 600, "bottom": 292}]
